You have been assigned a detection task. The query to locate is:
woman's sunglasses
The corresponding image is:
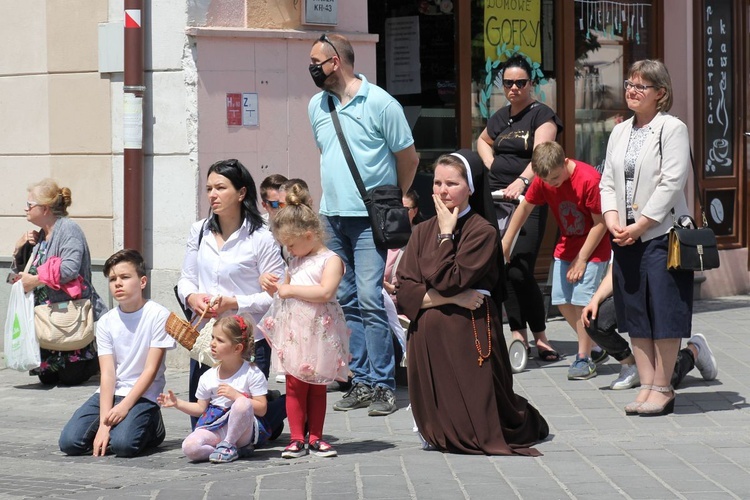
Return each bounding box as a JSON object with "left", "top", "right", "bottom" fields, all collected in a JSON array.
[{"left": 502, "top": 79, "right": 529, "bottom": 89}]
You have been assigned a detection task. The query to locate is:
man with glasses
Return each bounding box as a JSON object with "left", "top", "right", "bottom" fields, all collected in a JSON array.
[
  {"left": 308, "top": 33, "right": 419, "bottom": 416},
  {"left": 259, "top": 174, "right": 289, "bottom": 224}
]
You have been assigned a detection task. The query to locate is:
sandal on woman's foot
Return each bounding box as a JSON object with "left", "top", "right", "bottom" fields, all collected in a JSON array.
[
  {"left": 537, "top": 349, "right": 561, "bottom": 362},
  {"left": 637, "top": 385, "right": 675, "bottom": 417},
  {"left": 624, "top": 385, "right": 652, "bottom": 415},
  {"left": 209, "top": 441, "right": 239, "bottom": 463}
]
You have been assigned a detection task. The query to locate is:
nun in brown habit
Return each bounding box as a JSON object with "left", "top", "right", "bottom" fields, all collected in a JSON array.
[{"left": 396, "top": 149, "right": 549, "bottom": 456}]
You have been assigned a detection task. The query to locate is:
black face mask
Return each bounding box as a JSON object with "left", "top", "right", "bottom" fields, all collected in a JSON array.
[{"left": 309, "top": 58, "right": 333, "bottom": 88}]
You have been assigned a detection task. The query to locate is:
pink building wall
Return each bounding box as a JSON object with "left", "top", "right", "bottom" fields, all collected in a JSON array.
[{"left": 188, "top": 1, "right": 376, "bottom": 215}]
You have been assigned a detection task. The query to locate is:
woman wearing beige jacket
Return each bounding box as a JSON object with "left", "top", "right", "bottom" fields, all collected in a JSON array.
[{"left": 600, "top": 60, "right": 692, "bottom": 417}]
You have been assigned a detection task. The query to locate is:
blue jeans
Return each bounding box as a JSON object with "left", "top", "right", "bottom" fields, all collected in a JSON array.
[
  {"left": 59, "top": 393, "right": 165, "bottom": 457},
  {"left": 323, "top": 216, "right": 395, "bottom": 391}
]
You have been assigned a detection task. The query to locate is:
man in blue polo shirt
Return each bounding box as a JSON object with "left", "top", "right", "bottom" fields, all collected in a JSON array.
[{"left": 308, "top": 33, "right": 418, "bottom": 416}]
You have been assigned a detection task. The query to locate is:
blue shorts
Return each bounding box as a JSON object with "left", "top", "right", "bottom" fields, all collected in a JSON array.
[{"left": 551, "top": 259, "right": 609, "bottom": 306}]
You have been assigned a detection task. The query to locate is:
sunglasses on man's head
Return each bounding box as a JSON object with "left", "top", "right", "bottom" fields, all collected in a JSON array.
[
  {"left": 502, "top": 79, "right": 529, "bottom": 89},
  {"left": 318, "top": 34, "right": 340, "bottom": 59}
]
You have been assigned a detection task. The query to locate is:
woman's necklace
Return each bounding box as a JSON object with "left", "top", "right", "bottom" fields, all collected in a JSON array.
[{"left": 470, "top": 297, "right": 492, "bottom": 367}]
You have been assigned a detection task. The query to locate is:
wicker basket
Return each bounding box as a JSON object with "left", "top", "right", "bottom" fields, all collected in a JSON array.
[
  {"left": 165, "top": 312, "right": 203, "bottom": 351},
  {"left": 165, "top": 296, "right": 220, "bottom": 360}
]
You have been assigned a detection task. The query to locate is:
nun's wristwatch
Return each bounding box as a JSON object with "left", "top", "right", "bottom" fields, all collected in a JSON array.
[{"left": 517, "top": 176, "right": 530, "bottom": 188}]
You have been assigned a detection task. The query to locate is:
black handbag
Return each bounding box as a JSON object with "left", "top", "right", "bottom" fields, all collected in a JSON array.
[
  {"left": 667, "top": 216, "right": 719, "bottom": 271},
  {"left": 659, "top": 133, "right": 720, "bottom": 272},
  {"left": 327, "top": 96, "right": 412, "bottom": 250}
]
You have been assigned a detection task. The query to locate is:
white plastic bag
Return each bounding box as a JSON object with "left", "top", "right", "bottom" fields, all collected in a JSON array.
[
  {"left": 4, "top": 281, "right": 41, "bottom": 371},
  {"left": 189, "top": 318, "right": 216, "bottom": 367}
]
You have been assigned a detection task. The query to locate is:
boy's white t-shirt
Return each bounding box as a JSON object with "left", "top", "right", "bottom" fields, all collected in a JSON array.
[
  {"left": 196, "top": 361, "right": 267, "bottom": 409},
  {"left": 96, "top": 300, "right": 176, "bottom": 403}
]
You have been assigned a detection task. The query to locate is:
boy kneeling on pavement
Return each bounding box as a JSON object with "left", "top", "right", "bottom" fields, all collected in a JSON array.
[{"left": 59, "top": 249, "right": 175, "bottom": 457}]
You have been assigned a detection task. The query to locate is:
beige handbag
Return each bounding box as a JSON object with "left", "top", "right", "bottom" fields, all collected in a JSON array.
[{"left": 34, "top": 298, "right": 94, "bottom": 350}]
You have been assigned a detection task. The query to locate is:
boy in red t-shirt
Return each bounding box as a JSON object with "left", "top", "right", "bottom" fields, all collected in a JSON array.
[{"left": 502, "top": 142, "right": 611, "bottom": 381}]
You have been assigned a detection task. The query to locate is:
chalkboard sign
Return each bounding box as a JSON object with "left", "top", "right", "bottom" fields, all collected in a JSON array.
[{"left": 703, "top": 0, "right": 733, "bottom": 178}]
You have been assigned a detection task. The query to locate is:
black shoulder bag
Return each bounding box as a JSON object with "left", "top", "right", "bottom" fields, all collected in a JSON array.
[
  {"left": 659, "top": 130, "right": 720, "bottom": 272},
  {"left": 327, "top": 95, "right": 411, "bottom": 250}
]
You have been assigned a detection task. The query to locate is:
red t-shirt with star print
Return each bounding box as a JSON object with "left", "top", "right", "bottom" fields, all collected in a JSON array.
[{"left": 524, "top": 160, "right": 611, "bottom": 262}]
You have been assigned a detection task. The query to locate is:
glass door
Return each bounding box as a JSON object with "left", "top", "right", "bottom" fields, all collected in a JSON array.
[
  {"left": 470, "top": 0, "right": 558, "bottom": 143},
  {"left": 369, "top": 1, "right": 459, "bottom": 218}
]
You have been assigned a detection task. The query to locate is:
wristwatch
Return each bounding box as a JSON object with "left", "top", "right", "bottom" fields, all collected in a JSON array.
[
  {"left": 517, "top": 176, "right": 531, "bottom": 188},
  {"left": 437, "top": 233, "right": 454, "bottom": 243}
]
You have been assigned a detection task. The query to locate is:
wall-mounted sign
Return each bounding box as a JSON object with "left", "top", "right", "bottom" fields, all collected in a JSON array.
[
  {"left": 385, "top": 16, "right": 421, "bottom": 96},
  {"left": 226, "top": 93, "right": 242, "bottom": 126},
  {"left": 703, "top": 0, "right": 733, "bottom": 178},
  {"left": 303, "top": 0, "right": 338, "bottom": 26},
  {"left": 705, "top": 189, "right": 734, "bottom": 236},
  {"left": 226, "top": 93, "right": 259, "bottom": 127},
  {"left": 242, "top": 93, "right": 259, "bottom": 127}
]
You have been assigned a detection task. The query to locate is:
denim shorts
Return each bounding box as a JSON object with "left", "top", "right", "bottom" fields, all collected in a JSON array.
[{"left": 551, "top": 258, "right": 609, "bottom": 306}]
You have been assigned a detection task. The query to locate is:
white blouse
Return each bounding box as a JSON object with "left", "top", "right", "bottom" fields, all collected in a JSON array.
[{"left": 177, "top": 218, "right": 285, "bottom": 340}]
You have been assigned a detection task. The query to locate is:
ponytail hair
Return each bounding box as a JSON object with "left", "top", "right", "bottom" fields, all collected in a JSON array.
[
  {"left": 29, "top": 178, "right": 72, "bottom": 217},
  {"left": 272, "top": 183, "right": 325, "bottom": 242}
]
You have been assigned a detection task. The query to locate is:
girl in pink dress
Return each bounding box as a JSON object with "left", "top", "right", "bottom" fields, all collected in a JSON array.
[{"left": 259, "top": 184, "right": 349, "bottom": 459}]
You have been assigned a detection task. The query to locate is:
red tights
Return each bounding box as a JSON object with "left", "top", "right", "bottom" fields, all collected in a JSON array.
[{"left": 285, "top": 375, "right": 327, "bottom": 443}]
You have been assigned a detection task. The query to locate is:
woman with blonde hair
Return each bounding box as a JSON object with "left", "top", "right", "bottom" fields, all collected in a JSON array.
[{"left": 12, "top": 179, "right": 107, "bottom": 385}]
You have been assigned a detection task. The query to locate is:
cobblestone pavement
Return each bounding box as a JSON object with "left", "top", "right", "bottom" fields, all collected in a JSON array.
[{"left": 1, "top": 295, "right": 749, "bottom": 499}]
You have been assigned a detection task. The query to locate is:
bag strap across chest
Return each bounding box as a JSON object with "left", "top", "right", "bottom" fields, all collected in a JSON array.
[{"left": 327, "top": 95, "right": 369, "bottom": 202}]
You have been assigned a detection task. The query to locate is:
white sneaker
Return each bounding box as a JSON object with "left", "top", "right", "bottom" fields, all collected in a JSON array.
[
  {"left": 688, "top": 333, "right": 718, "bottom": 381},
  {"left": 275, "top": 374, "right": 286, "bottom": 384},
  {"left": 610, "top": 364, "right": 640, "bottom": 390}
]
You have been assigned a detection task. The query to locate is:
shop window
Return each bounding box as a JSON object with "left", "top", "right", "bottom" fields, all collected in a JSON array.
[
  {"left": 368, "top": 1, "right": 460, "bottom": 219},
  {"left": 470, "top": 0, "right": 558, "bottom": 143},
  {"left": 573, "top": 0, "right": 654, "bottom": 171},
  {"left": 368, "top": 1, "right": 458, "bottom": 169}
]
